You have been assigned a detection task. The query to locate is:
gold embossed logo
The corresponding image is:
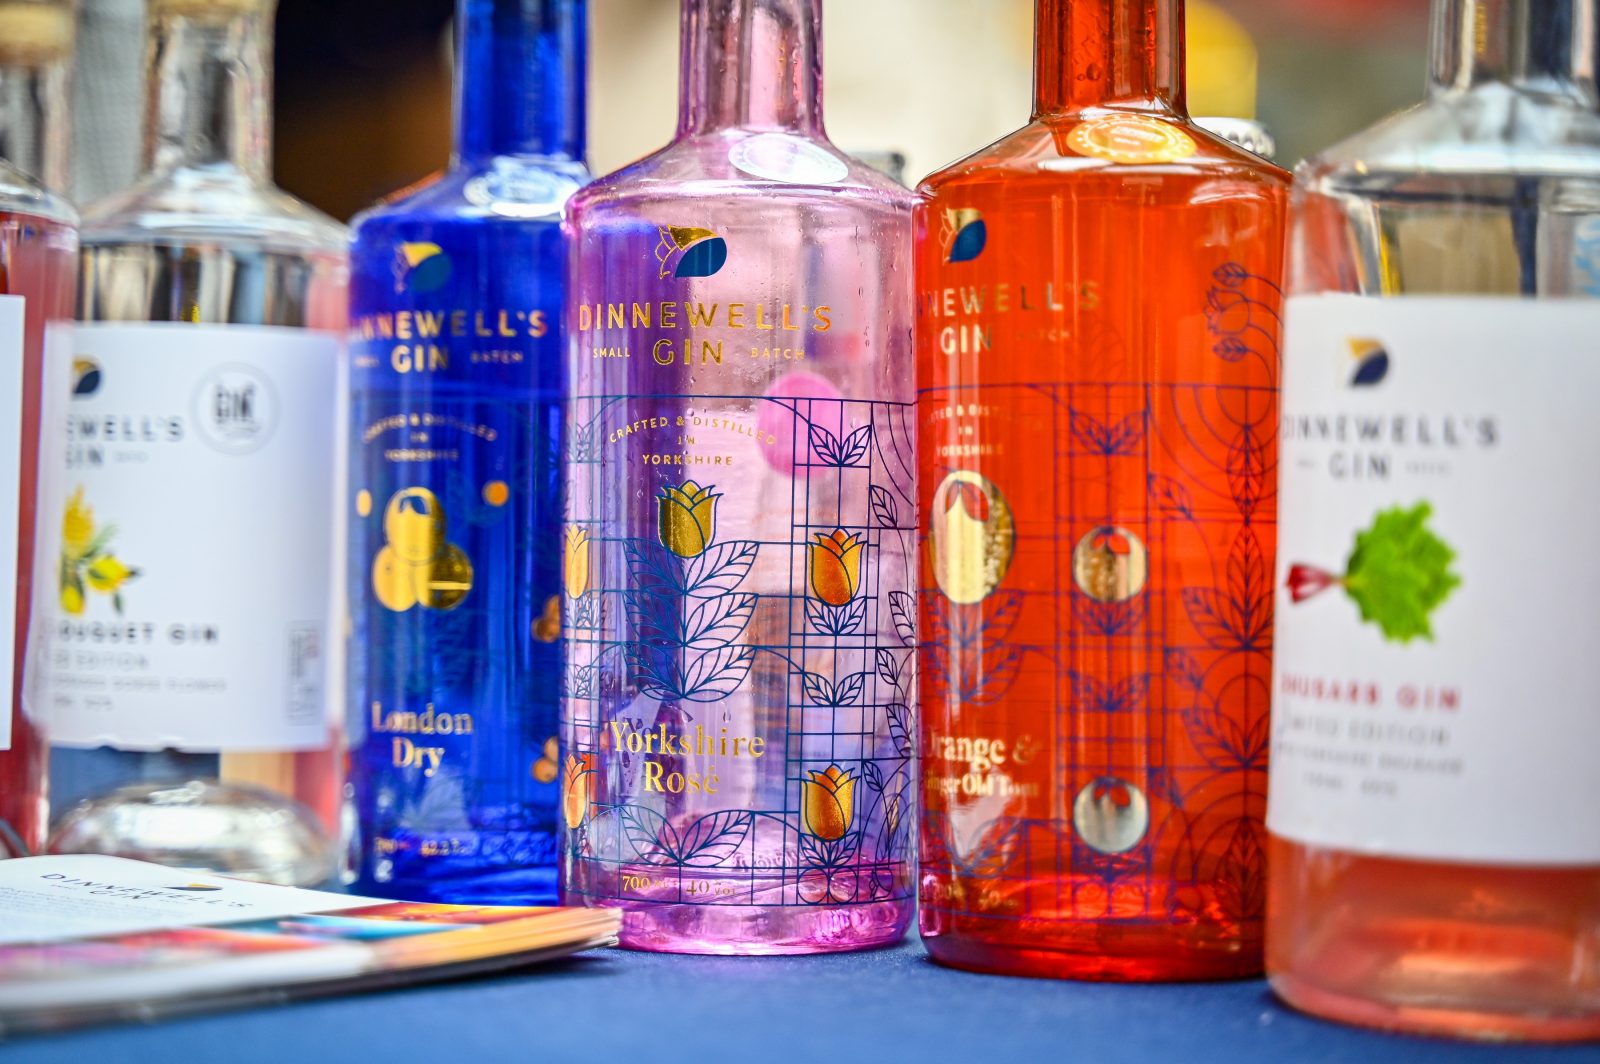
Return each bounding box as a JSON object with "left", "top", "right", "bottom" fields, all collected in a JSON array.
[
  {"left": 371, "top": 487, "right": 474, "bottom": 611},
  {"left": 1066, "top": 114, "right": 1197, "bottom": 165},
  {"left": 928, "top": 471, "right": 1015, "bottom": 604},
  {"left": 1071, "top": 526, "right": 1148, "bottom": 602}
]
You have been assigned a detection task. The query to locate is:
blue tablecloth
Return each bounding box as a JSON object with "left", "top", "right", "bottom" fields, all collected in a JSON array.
[{"left": 5, "top": 938, "right": 1597, "bottom": 1063}]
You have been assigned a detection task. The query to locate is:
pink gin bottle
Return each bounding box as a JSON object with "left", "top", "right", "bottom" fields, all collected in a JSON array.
[
  {"left": 0, "top": 0, "right": 76, "bottom": 858},
  {"left": 562, "top": 0, "right": 917, "bottom": 953}
]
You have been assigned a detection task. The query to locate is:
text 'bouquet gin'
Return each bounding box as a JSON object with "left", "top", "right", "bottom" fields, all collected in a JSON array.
[
  {"left": 0, "top": 0, "right": 76, "bottom": 858},
  {"left": 562, "top": 0, "right": 917, "bottom": 952},
  {"left": 916, "top": 0, "right": 1288, "bottom": 980},
  {"left": 346, "top": 0, "right": 588, "bottom": 904},
  {"left": 1268, "top": 0, "right": 1600, "bottom": 1041},
  {"left": 39, "top": 0, "right": 347, "bottom": 885}
]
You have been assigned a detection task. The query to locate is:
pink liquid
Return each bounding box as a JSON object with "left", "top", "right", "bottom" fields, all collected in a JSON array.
[{"left": 0, "top": 208, "right": 75, "bottom": 857}]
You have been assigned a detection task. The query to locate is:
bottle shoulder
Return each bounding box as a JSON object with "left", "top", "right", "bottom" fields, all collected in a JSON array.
[
  {"left": 352, "top": 155, "right": 591, "bottom": 233},
  {"left": 570, "top": 131, "right": 917, "bottom": 221},
  {"left": 1299, "top": 86, "right": 1600, "bottom": 190},
  {"left": 917, "top": 112, "right": 1289, "bottom": 198},
  {"left": 82, "top": 164, "right": 348, "bottom": 254},
  {"left": 0, "top": 160, "right": 77, "bottom": 228}
]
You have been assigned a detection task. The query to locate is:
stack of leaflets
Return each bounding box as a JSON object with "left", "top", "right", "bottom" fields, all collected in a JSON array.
[{"left": 0, "top": 855, "right": 619, "bottom": 1034}]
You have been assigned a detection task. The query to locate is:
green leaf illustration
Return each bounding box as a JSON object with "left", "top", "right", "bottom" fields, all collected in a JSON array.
[{"left": 1342, "top": 502, "right": 1460, "bottom": 643}]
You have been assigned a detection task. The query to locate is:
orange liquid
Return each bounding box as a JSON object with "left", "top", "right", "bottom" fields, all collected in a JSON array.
[
  {"left": 1268, "top": 836, "right": 1600, "bottom": 1040},
  {"left": 916, "top": 113, "right": 1288, "bottom": 980}
]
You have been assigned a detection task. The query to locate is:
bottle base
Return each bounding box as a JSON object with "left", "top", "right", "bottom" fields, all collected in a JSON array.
[
  {"left": 354, "top": 863, "right": 560, "bottom": 906},
  {"left": 612, "top": 900, "right": 912, "bottom": 956},
  {"left": 1269, "top": 970, "right": 1600, "bottom": 1043},
  {"left": 922, "top": 930, "right": 1261, "bottom": 982},
  {"left": 49, "top": 779, "right": 334, "bottom": 887}
]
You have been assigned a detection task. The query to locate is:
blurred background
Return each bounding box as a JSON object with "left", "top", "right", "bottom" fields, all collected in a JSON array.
[{"left": 71, "top": 0, "right": 1434, "bottom": 219}]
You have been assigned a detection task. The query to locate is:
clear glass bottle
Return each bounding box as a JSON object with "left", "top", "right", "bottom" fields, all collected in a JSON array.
[
  {"left": 41, "top": 0, "right": 347, "bottom": 885},
  {"left": 562, "top": 0, "right": 917, "bottom": 953},
  {"left": 345, "top": 0, "right": 588, "bottom": 904},
  {"left": 0, "top": 0, "right": 77, "bottom": 859},
  {"left": 916, "top": 0, "right": 1289, "bottom": 980},
  {"left": 1268, "top": 0, "right": 1600, "bottom": 1040}
]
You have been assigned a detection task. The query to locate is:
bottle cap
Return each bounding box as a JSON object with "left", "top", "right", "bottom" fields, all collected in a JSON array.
[{"left": 0, "top": 2, "right": 74, "bottom": 65}]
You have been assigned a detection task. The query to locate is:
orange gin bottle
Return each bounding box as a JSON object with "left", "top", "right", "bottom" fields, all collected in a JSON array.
[{"left": 915, "top": 0, "right": 1289, "bottom": 980}]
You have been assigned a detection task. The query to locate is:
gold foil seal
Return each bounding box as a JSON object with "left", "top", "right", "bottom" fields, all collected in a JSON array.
[
  {"left": 1066, "top": 114, "right": 1198, "bottom": 166},
  {"left": 0, "top": 2, "right": 75, "bottom": 65}
]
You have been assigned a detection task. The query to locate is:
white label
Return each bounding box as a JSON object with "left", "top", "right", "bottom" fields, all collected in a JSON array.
[
  {"left": 0, "top": 297, "right": 21, "bottom": 752},
  {"left": 40, "top": 323, "right": 338, "bottom": 752},
  {"left": 1269, "top": 294, "right": 1600, "bottom": 866}
]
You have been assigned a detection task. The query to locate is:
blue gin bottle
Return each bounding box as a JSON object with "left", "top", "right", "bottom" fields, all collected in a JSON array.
[{"left": 346, "top": 0, "right": 587, "bottom": 903}]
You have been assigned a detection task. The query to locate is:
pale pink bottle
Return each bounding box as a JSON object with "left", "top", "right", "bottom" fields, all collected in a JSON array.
[
  {"left": 0, "top": 0, "right": 76, "bottom": 859},
  {"left": 561, "top": 0, "right": 918, "bottom": 953}
]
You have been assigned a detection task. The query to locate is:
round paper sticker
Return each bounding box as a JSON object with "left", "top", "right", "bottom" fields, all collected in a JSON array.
[
  {"left": 1066, "top": 115, "right": 1197, "bottom": 165},
  {"left": 729, "top": 133, "right": 849, "bottom": 185}
]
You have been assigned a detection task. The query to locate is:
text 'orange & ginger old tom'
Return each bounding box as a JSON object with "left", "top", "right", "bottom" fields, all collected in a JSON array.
[{"left": 915, "top": 0, "right": 1289, "bottom": 980}]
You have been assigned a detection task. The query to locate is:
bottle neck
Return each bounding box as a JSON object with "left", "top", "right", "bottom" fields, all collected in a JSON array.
[
  {"left": 677, "top": 0, "right": 824, "bottom": 138},
  {"left": 1033, "top": 0, "right": 1186, "bottom": 119},
  {"left": 0, "top": 51, "right": 70, "bottom": 195},
  {"left": 141, "top": 2, "right": 274, "bottom": 180},
  {"left": 1428, "top": 0, "right": 1599, "bottom": 101},
  {"left": 454, "top": 0, "right": 586, "bottom": 165},
  {"left": 0, "top": 2, "right": 73, "bottom": 194}
]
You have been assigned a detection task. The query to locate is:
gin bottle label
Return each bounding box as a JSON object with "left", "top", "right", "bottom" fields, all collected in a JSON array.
[
  {"left": 347, "top": 242, "right": 564, "bottom": 873},
  {"left": 1270, "top": 294, "right": 1600, "bottom": 864},
  {"left": 564, "top": 222, "right": 918, "bottom": 908},
  {"left": 40, "top": 323, "right": 338, "bottom": 751}
]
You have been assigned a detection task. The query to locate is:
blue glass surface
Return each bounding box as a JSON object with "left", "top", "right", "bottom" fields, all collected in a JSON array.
[{"left": 344, "top": 0, "right": 588, "bottom": 904}]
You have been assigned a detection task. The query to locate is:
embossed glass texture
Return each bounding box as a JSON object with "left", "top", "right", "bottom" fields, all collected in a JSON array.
[
  {"left": 915, "top": 0, "right": 1289, "bottom": 980},
  {"left": 1267, "top": 0, "right": 1600, "bottom": 1040},
  {"left": 47, "top": 0, "right": 347, "bottom": 885},
  {"left": 345, "top": 0, "right": 588, "bottom": 904},
  {"left": 562, "top": 0, "right": 918, "bottom": 953},
  {"left": 0, "top": 0, "right": 76, "bottom": 858}
]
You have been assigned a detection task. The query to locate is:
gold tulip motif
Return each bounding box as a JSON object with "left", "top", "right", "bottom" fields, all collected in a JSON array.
[
  {"left": 564, "top": 527, "right": 590, "bottom": 599},
  {"left": 801, "top": 765, "right": 856, "bottom": 841},
  {"left": 809, "top": 528, "right": 864, "bottom": 607},
  {"left": 658, "top": 480, "right": 720, "bottom": 558},
  {"left": 562, "top": 752, "right": 596, "bottom": 831},
  {"left": 929, "top": 471, "right": 1015, "bottom": 604}
]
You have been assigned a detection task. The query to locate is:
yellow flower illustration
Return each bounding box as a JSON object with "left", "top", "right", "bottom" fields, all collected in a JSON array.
[
  {"left": 562, "top": 752, "right": 596, "bottom": 831},
  {"left": 658, "top": 480, "right": 720, "bottom": 558},
  {"left": 801, "top": 765, "right": 856, "bottom": 841},
  {"left": 59, "top": 486, "right": 138, "bottom": 616},
  {"left": 565, "top": 527, "right": 590, "bottom": 599},
  {"left": 86, "top": 555, "right": 136, "bottom": 593},
  {"left": 63, "top": 486, "right": 94, "bottom": 559},
  {"left": 809, "top": 528, "right": 864, "bottom": 606}
]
